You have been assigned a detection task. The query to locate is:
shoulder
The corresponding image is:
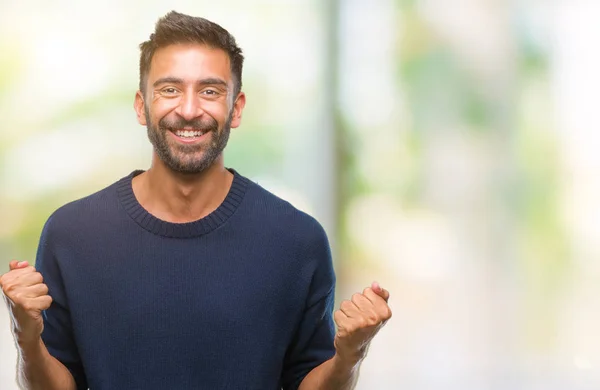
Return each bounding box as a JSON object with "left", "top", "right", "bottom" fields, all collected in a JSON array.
[
  {"left": 243, "top": 177, "right": 329, "bottom": 243},
  {"left": 42, "top": 173, "right": 130, "bottom": 240},
  {"left": 241, "top": 176, "right": 335, "bottom": 294},
  {"left": 239, "top": 176, "right": 333, "bottom": 279}
]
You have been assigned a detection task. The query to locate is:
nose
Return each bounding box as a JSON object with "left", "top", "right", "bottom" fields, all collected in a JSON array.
[{"left": 175, "top": 91, "right": 204, "bottom": 121}]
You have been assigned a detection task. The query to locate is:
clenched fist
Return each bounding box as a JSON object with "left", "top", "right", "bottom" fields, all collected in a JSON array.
[
  {"left": 1, "top": 261, "right": 52, "bottom": 345},
  {"left": 333, "top": 282, "right": 392, "bottom": 362}
]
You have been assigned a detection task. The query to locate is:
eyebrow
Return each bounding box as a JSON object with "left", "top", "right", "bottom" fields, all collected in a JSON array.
[{"left": 152, "top": 77, "right": 228, "bottom": 88}]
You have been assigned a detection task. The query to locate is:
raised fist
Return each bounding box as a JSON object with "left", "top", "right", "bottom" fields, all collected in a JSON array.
[{"left": 1, "top": 261, "right": 53, "bottom": 345}]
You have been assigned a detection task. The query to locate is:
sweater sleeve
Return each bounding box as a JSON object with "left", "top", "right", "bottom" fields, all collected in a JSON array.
[
  {"left": 36, "top": 216, "right": 89, "bottom": 390},
  {"left": 281, "top": 222, "right": 337, "bottom": 390}
]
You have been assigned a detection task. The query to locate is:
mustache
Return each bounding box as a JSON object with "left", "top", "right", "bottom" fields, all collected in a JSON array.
[{"left": 158, "top": 116, "right": 218, "bottom": 132}]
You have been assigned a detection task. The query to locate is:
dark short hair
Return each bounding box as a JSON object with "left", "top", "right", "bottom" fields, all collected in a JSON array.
[{"left": 139, "top": 11, "right": 244, "bottom": 96}]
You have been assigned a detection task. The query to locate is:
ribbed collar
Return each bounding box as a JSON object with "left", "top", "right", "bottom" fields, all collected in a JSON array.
[{"left": 116, "top": 169, "right": 248, "bottom": 238}]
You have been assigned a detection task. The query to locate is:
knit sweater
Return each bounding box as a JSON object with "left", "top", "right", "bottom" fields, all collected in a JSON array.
[{"left": 36, "top": 169, "right": 336, "bottom": 390}]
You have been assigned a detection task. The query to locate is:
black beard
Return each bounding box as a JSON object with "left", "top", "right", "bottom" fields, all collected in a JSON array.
[{"left": 145, "top": 109, "right": 232, "bottom": 174}]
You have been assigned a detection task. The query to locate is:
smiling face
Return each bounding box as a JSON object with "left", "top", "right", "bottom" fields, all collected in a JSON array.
[{"left": 134, "top": 43, "right": 246, "bottom": 174}]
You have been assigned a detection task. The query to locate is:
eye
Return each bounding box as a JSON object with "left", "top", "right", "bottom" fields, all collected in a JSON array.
[
  {"left": 202, "top": 89, "right": 218, "bottom": 96},
  {"left": 158, "top": 87, "right": 180, "bottom": 97}
]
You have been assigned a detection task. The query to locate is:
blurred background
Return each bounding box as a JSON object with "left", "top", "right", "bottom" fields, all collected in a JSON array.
[{"left": 1, "top": 0, "right": 599, "bottom": 388}]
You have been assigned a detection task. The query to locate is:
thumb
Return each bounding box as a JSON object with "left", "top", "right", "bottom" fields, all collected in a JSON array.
[
  {"left": 9, "top": 261, "right": 29, "bottom": 271},
  {"left": 371, "top": 281, "right": 390, "bottom": 302}
]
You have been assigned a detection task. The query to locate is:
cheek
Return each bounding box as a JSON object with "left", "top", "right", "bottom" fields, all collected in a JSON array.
[
  {"left": 150, "top": 105, "right": 177, "bottom": 124},
  {"left": 201, "top": 100, "right": 225, "bottom": 113},
  {"left": 152, "top": 96, "right": 180, "bottom": 112},
  {"left": 205, "top": 102, "right": 231, "bottom": 121}
]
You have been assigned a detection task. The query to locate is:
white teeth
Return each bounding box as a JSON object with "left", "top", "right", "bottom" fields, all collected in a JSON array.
[{"left": 174, "top": 130, "right": 204, "bottom": 138}]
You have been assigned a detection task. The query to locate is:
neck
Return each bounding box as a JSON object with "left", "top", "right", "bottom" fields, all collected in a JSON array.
[{"left": 132, "top": 154, "right": 233, "bottom": 223}]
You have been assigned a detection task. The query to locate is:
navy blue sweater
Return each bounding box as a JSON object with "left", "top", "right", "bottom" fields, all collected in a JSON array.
[{"left": 36, "top": 169, "right": 336, "bottom": 390}]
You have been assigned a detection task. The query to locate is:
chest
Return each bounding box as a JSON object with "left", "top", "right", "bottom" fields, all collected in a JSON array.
[{"left": 64, "top": 233, "right": 306, "bottom": 353}]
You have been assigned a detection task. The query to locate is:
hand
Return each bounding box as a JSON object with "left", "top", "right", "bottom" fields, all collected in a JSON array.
[
  {"left": 333, "top": 281, "right": 392, "bottom": 363},
  {"left": 0, "top": 261, "right": 53, "bottom": 345}
]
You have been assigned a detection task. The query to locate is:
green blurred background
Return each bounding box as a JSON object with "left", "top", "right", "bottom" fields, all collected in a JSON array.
[{"left": 2, "top": 0, "right": 599, "bottom": 388}]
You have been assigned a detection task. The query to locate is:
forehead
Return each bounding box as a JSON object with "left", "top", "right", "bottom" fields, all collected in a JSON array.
[{"left": 148, "top": 43, "right": 232, "bottom": 83}]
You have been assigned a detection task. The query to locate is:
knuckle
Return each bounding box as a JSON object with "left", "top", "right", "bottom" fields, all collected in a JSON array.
[
  {"left": 340, "top": 300, "right": 351, "bottom": 310},
  {"left": 367, "top": 314, "right": 379, "bottom": 326},
  {"left": 334, "top": 313, "right": 344, "bottom": 324},
  {"left": 351, "top": 293, "right": 362, "bottom": 303},
  {"left": 356, "top": 317, "right": 368, "bottom": 328},
  {"left": 384, "top": 307, "right": 392, "bottom": 319},
  {"left": 3, "top": 283, "right": 16, "bottom": 294}
]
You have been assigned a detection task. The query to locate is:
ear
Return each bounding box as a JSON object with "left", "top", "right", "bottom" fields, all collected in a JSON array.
[
  {"left": 230, "top": 92, "right": 246, "bottom": 129},
  {"left": 134, "top": 90, "right": 147, "bottom": 126}
]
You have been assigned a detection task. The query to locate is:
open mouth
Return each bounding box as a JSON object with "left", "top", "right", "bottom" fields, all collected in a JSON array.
[{"left": 169, "top": 129, "right": 209, "bottom": 143}]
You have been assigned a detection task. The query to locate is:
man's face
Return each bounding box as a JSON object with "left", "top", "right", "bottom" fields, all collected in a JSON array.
[{"left": 135, "top": 43, "right": 245, "bottom": 174}]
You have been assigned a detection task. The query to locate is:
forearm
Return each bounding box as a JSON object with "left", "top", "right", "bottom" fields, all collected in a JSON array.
[
  {"left": 298, "top": 354, "right": 362, "bottom": 390},
  {"left": 16, "top": 338, "right": 76, "bottom": 390}
]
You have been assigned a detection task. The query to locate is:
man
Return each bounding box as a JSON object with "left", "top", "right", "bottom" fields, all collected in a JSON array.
[{"left": 1, "top": 11, "right": 391, "bottom": 390}]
